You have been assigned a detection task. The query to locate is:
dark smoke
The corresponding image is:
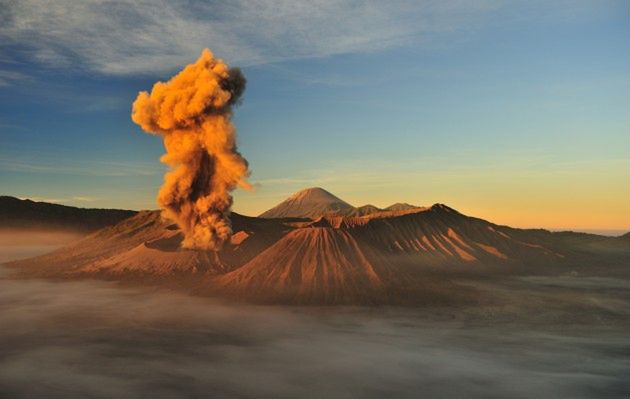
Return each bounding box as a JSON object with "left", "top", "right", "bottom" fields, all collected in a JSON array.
[{"left": 223, "top": 67, "right": 246, "bottom": 107}]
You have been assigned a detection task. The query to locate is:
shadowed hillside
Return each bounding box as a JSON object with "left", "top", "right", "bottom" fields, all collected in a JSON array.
[{"left": 0, "top": 196, "right": 136, "bottom": 232}]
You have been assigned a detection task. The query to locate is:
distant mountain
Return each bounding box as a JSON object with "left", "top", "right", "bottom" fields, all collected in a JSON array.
[
  {"left": 259, "top": 187, "right": 355, "bottom": 218},
  {"left": 385, "top": 203, "right": 421, "bottom": 212},
  {"left": 9, "top": 191, "right": 629, "bottom": 305},
  {"left": 259, "top": 187, "right": 423, "bottom": 219},
  {"left": 0, "top": 196, "right": 136, "bottom": 232},
  {"left": 351, "top": 204, "right": 382, "bottom": 216}
]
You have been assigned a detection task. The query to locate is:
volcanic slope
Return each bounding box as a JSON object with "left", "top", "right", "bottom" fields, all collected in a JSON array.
[
  {"left": 215, "top": 204, "right": 601, "bottom": 303},
  {"left": 8, "top": 210, "right": 627, "bottom": 304},
  {"left": 7, "top": 190, "right": 630, "bottom": 304},
  {"left": 214, "top": 227, "right": 401, "bottom": 304},
  {"left": 7, "top": 211, "right": 295, "bottom": 282}
]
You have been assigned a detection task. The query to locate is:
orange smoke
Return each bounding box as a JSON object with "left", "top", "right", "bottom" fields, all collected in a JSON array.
[{"left": 132, "top": 49, "right": 250, "bottom": 250}]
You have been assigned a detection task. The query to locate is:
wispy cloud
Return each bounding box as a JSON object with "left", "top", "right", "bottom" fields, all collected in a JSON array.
[
  {"left": 18, "top": 196, "right": 65, "bottom": 204},
  {"left": 0, "top": 0, "right": 499, "bottom": 75},
  {"left": 17, "top": 195, "right": 99, "bottom": 205},
  {"left": 71, "top": 196, "right": 99, "bottom": 202},
  {"left": 0, "top": 70, "right": 31, "bottom": 87},
  {"left": 0, "top": 156, "right": 162, "bottom": 177},
  {"left": 18, "top": 195, "right": 94, "bottom": 201}
]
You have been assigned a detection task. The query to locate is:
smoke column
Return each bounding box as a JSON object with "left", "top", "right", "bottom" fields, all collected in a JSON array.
[{"left": 132, "top": 49, "right": 250, "bottom": 250}]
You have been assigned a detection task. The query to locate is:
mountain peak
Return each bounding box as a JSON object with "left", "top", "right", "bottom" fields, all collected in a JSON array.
[
  {"left": 385, "top": 202, "right": 421, "bottom": 212},
  {"left": 259, "top": 187, "right": 459, "bottom": 220},
  {"left": 259, "top": 187, "right": 353, "bottom": 219},
  {"left": 429, "top": 203, "right": 459, "bottom": 214},
  {"left": 288, "top": 187, "right": 344, "bottom": 203}
]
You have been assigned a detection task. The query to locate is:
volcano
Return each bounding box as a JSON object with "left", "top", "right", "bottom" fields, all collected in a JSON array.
[
  {"left": 259, "top": 187, "right": 355, "bottom": 218},
  {"left": 6, "top": 188, "right": 630, "bottom": 304},
  {"left": 258, "top": 187, "right": 423, "bottom": 218}
]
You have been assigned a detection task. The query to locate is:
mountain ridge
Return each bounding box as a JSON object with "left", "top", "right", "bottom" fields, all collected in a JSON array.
[
  {"left": 258, "top": 187, "right": 424, "bottom": 219},
  {"left": 0, "top": 195, "right": 137, "bottom": 232},
  {"left": 8, "top": 198, "right": 630, "bottom": 304},
  {"left": 5, "top": 189, "right": 630, "bottom": 304}
]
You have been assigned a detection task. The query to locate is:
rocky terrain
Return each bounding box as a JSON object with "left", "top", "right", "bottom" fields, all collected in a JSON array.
[{"left": 6, "top": 188, "right": 629, "bottom": 304}]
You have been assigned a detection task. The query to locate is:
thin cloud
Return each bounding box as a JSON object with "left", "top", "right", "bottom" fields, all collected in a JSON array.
[
  {"left": 0, "top": 70, "right": 31, "bottom": 87},
  {"left": 0, "top": 157, "right": 162, "bottom": 177},
  {"left": 0, "top": 0, "right": 499, "bottom": 75},
  {"left": 18, "top": 196, "right": 65, "bottom": 204},
  {"left": 17, "top": 196, "right": 98, "bottom": 204},
  {"left": 72, "top": 196, "right": 99, "bottom": 202}
]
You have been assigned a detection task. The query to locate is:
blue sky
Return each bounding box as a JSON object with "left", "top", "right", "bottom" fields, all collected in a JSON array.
[{"left": 1, "top": 0, "right": 629, "bottom": 231}]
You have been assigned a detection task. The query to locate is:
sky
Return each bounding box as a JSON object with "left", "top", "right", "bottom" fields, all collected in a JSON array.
[{"left": 0, "top": 0, "right": 629, "bottom": 233}]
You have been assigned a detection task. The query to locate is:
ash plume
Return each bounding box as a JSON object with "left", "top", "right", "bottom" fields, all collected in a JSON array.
[{"left": 132, "top": 49, "right": 250, "bottom": 250}]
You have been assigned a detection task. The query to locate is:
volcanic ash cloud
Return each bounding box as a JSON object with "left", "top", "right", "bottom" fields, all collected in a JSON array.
[{"left": 132, "top": 49, "right": 250, "bottom": 250}]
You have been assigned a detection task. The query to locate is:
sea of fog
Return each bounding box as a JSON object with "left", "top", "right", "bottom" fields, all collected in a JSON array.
[{"left": 1, "top": 246, "right": 630, "bottom": 398}]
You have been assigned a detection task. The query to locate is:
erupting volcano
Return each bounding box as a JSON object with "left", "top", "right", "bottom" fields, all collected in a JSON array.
[{"left": 132, "top": 49, "right": 250, "bottom": 251}]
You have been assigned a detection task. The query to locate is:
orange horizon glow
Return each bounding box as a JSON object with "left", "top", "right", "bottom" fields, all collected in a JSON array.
[{"left": 230, "top": 179, "right": 630, "bottom": 233}]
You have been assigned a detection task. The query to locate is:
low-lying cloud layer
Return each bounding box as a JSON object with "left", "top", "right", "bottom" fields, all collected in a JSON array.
[{"left": 1, "top": 267, "right": 629, "bottom": 398}]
